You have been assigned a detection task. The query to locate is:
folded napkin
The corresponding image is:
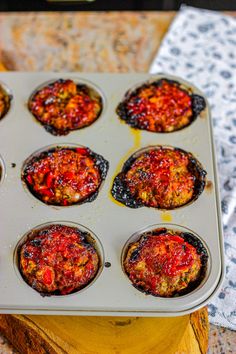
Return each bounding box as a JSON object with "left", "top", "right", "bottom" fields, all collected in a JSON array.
[{"left": 150, "top": 6, "right": 236, "bottom": 330}]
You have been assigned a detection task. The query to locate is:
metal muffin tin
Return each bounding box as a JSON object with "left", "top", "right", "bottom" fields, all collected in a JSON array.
[{"left": 0, "top": 72, "right": 224, "bottom": 316}]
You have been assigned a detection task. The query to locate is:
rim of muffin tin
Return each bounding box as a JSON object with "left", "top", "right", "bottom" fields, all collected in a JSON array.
[
  {"left": 13, "top": 221, "right": 105, "bottom": 297},
  {"left": 121, "top": 223, "right": 211, "bottom": 299},
  {"left": 0, "top": 153, "right": 6, "bottom": 187},
  {"left": 21, "top": 143, "right": 108, "bottom": 209},
  {"left": 0, "top": 80, "right": 13, "bottom": 121},
  {"left": 116, "top": 73, "right": 208, "bottom": 133},
  {"left": 27, "top": 77, "right": 107, "bottom": 134},
  {"left": 112, "top": 144, "right": 207, "bottom": 210}
]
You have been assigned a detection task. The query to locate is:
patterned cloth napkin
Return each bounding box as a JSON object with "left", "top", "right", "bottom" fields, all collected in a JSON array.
[{"left": 150, "top": 6, "right": 236, "bottom": 330}]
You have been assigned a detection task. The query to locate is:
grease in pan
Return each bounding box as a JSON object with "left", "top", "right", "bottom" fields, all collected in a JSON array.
[
  {"left": 111, "top": 146, "right": 206, "bottom": 209},
  {"left": 117, "top": 78, "right": 206, "bottom": 132}
]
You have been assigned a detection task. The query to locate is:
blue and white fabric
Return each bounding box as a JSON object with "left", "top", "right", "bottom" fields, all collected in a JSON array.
[{"left": 150, "top": 6, "right": 236, "bottom": 330}]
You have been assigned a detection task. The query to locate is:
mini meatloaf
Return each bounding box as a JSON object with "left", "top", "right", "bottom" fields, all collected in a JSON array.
[
  {"left": 123, "top": 228, "right": 208, "bottom": 297},
  {"left": 117, "top": 78, "right": 206, "bottom": 132},
  {"left": 19, "top": 224, "right": 100, "bottom": 295},
  {"left": 22, "top": 146, "right": 109, "bottom": 206},
  {"left": 0, "top": 84, "right": 11, "bottom": 120},
  {"left": 28, "top": 79, "right": 102, "bottom": 135},
  {"left": 111, "top": 147, "right": 206, "bottom": 209}
]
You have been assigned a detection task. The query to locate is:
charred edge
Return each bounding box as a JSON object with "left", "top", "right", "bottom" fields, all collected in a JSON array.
[
  {"left": 122, "top": 153, "right": 141, "bottom": 173},
  {"left": 191, "top": 94, "right": 206, "bottom": 117},
  {"left": 17, "top": 226, "right": 100, "bottom": 297},
  {"left": 22, "top": 147, "right": 109, "bottom": 206},
  {"left": 89, "top": 150, "right": 109, "bottom": 181},
  {"left": 146, "top": 228, "right": 168, "bottom": 237},
  {"left": 111, "top": 173, "right": 143, "bottom": 208},
  {"left": 44, "top": 124, "right": 69, "bottom": 136},
  {"left": 188, "top": 155, "right": 207, "bottom": 202},
  {"left": 116, "top": 78, "right": 206, "bottom": 132},
  {"left": 125, "top": 229, "right": 209, "bottom": 297},
  {"left": 128, "top": 228, "right": 168, "bottom": 262},
  {"left": 181, "top": 232, "right": 208, "bottom": 266}
]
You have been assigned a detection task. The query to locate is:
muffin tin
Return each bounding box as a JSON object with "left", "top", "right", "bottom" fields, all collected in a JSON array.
[{"left": 0, "top": 72, "right": 224, "bottom": 316}]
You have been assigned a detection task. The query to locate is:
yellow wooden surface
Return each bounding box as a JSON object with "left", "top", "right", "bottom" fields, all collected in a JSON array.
[{"left": 0, "top": 309, "right": 209, "bottom": 354}]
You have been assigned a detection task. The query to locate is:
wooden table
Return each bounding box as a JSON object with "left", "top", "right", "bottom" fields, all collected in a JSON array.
[{"left": 0, "top": 12, "right": 210, "bottom": 353}]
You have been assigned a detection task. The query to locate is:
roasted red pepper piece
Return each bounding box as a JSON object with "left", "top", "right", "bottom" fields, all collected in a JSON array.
[
  {"left": 45, "top": 172, "right": 54, "bottom": 188},
  {"left": 43, "top": 268, "right": 53, "bottom": 285},
  {"left": 76, "top": 147, "right": 88, "bottom": 155},
  {"left": 26, "top": 174, "right": 33, "bottom": 184},
  {"left": 39, "top": 188, "right": 54, "bottom": 197}
]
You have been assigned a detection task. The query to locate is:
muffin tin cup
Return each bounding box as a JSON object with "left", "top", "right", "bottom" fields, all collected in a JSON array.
[
  {"left": 21, "top": 142, "right": 109, "bottom": 209},
  {"left": 13, "top": 221, "right": 105, "bottom": 297},
  {"left": 121, "top": 223, "right": 211, "bottom": 299},
  {"left": 116, "top": 76, "right": 206, "bottom": 133},
  {"left": 0, "top": 72, "right": 224, "bottom": 316},
  {"left": 0, "top": 80, "right": 13, "bottom": 121},
  {"left": 111, "top": 144, "right": 207, "bottom": 210},
  {"left": 28, "top": 77, "right": 107, "bottom": 134}
]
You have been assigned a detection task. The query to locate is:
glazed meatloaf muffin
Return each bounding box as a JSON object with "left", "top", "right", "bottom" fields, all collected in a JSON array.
[
  {"left": 111, "top": 146, "right": 206, "bottom": 209},
  {"left": 28, "top": 79, "right": 102, "bottom": 135},
  {"left": 0, "top": 84, "right": 11, "bottom": 120},
  {"left": 22, "top": 146, "right": 109, "bottom": 206},
  {"left": 19, "top": 224, "right": 100, "bottom": 296},
  {"left": 117, "top": 78, "right": 206, "bottom": 132},
  {"left": 123, "top": 227, "right": 208, "bottom": 297}
]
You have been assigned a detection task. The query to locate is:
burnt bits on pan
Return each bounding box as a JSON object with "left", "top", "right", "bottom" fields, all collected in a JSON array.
[
  {"left": 0, "top": 84, "right": 12, "bottom": 120},
  {"left": 18, "top": 224, "right": 100, "bottom": 296},
  {"left": 111, "top": 146, "right": 206, "bottom": 209},
  {"left": 28, "top": 79, "right": 103, "bottom": 135},
  {"left": 123, "top": 227, "right": 208, "bottom": 297},
  {"left": 117, "top": 78, "right": 206, "bottom": 132},
  {"left": 22, "top": 146, "right": 109, "bottom": 206}
]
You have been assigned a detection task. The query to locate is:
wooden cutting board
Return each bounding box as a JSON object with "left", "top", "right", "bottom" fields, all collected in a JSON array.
[
  {"left": 0, "top": 61, "right": 208, "bottom": 353},
  {"left": 0, "top": 310, "right": 208, "bottom": 354}
]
